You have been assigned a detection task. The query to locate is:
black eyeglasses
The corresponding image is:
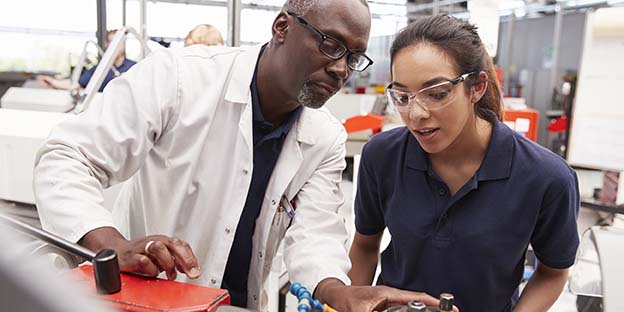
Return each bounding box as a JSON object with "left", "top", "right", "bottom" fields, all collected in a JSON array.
[{"left": 286, "top": 11, "right": 374, "bottom": 72}]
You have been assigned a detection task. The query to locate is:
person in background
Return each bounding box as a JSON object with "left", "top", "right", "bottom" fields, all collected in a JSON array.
[
  {"left": 33, "top": 1, "right": 440, "bottom": 311},
  {"left": 36, "top": 29, "right": 135, "bottom": 92},
  {"left": 349, "top": 14, "right": 579, "bottom": 312},
  {"left": 184, "top": 24, "right": 225, "bottom": 47}
]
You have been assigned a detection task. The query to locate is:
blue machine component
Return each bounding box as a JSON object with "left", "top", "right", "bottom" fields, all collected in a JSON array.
[{"left": 289, "top": 283, "right": 326, "bottom": 312}]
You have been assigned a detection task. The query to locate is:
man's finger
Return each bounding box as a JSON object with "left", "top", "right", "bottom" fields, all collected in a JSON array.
[
  {"left": 146, "top": 240, "right": 177, "bottom": 280},
  {"left": 166, "top": 238, "right": 201, "bottom": 279},
  {"left": 123, "top": 254, "right": 160, "bottom": 277}
]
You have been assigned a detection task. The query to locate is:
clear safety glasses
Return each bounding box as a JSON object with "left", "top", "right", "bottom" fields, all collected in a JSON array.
[{"left": 386, "top": 72, "right": 474, "bottom": 112}]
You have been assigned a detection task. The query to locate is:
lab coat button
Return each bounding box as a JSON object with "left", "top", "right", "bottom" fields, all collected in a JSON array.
[
  {"left": 225, "top": 228, "right": 231, "bottom": 234},
  {"left": 259, "top": 251, "right": 263, "bottom": 259},
  {"left": 242, "top": 169, "right": 249, "bottom": 175},
  {"left": 253, "top": 295, "right": 257, "bottom": 301},
  {"left": 211, "top": 278, "right": 217, "bottom": 284},
  {"left": 271, "top": 199, "right": 276, "bottom": 205}
]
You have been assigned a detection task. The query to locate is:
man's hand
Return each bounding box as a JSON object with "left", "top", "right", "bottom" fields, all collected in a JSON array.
[
  {"left": 314, "top": 278, "right": 457, "bottom": 312},
  {"left": 79, "top": 227, "right": 201, "bottom": 281}
]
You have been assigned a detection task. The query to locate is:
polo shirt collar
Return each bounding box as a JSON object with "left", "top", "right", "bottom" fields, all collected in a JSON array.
[
  {"left": 405, "top": 119, "right": 514, "bottom": 181},
  {"left": 476, "top": 119, "right": 514, "bottom": 181},
  {"left": 250, "top": 44, "right": 303, "bottom": 140},
  {"left": 406, "top": 130, "right": 429, "bottom": 171}
]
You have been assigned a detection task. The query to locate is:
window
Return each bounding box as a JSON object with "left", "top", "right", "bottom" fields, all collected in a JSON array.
[
  {"left": 107, "top": 0, "right": 228, "bottom": 58},
  {"left": 0, "top": 0, "right": 97, "bottom": 73},
  {"left": 240, "top": 8, "right": 279, "bottom": 46}
]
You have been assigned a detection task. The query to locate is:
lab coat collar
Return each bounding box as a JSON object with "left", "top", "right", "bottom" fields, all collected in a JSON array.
[
  {"left": 224, "top": 44, "right": 263, "bottom": 104},
  {"left": 226, "top": 44, "right": 319, "bottom": 146},
  {"left": 293, "top": 108, "right": 318, "bottom": 145}
]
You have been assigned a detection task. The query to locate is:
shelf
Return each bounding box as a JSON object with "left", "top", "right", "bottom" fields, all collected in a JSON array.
[{"left": 581, "top": 198, "right": 624, "bottom": 215}]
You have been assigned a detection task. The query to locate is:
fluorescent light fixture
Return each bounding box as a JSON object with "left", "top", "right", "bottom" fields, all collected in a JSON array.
[
  {"left": 499, "top": 0, "right": 526, "bottom": 11},
  {"left": 514, "top": 8, "right": 527, "bottom": 17},
  {"left": 565, "top": 0, "right": 607, "bottom": 7}
]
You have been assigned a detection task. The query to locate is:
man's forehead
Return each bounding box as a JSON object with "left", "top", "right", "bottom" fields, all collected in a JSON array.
[
  {"left": 303, "top": 1, "right": 371, "bottom": 45},
  {"left": 304, "top": 0, "right": 369, "bottom": 20},
  {"left": 309, "top": 0, "right": 367, "bottom": 11}
]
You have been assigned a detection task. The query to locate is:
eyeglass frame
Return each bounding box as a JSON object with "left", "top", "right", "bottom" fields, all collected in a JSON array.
[
  {"left": 386, "top": 72, "right": 475, "bottom": 112},
  {"left": 285, "top": 11, "right": 374, "bottom": 72}
]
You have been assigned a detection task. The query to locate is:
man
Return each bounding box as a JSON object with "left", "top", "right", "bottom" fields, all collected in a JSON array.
[
  {"left": 34, "top": 1, "right": 438, "bottom": 311},
  {"left": 37, "top": 29, "right": 135, "bottom": 92},
  {"left": 184, "top": 24, "right": 224, "bottom": 47}
]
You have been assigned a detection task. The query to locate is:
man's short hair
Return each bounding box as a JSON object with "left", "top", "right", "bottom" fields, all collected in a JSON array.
[
  {"left": 184, "top": 24, "right": 224, "bottom": 47},
  {"left": 282, "top": 0, "right": 368, "bottom": 16},
  {"left": 106, "top": 29, "right": 119, "bottom": 38}
]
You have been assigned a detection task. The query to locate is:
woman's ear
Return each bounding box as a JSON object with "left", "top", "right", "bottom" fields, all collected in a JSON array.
[
  {"left": 471, "top": 71, "right": 488, "bottom": 103},
  {"left": 271, "top": 12, "right": 290, "bottom": 43}
]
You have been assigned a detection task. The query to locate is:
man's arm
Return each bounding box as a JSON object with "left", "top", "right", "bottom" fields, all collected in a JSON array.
[
  {"left": 282, "top": 125, "right": 351, "bottom": 292},
  {"left": 34, "top": 50, "right": 198, "bottom": 279},
  {"left": 314, "top": 278, "right": 441, "bottom": 312},
  {"left": 79, "top": 227, "right": 200, "bottom": 280},
  {"left": 513, "top": 263, "right": 568, "bottom": 312}
]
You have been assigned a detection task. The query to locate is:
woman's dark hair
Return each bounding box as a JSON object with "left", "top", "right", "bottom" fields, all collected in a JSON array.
[{"left": 390, "top": 14, "right": 502, "bottom": 123}]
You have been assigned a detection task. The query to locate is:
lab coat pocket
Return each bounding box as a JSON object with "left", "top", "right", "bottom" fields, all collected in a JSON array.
[
  {"left": 270, "top": 197, "right": 293, "bottom": 242},
  {"left": 264, "top": 196, "right": 294, "bottom": 272}
]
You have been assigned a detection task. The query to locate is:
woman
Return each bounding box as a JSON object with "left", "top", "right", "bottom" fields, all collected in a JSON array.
[{"left": 349, "top": 15, "right": 579, "bottom": 312}]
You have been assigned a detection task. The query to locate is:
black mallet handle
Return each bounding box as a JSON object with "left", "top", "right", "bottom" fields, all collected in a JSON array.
[{"left": 0, "top": 214, "right": 121, "bottom": 294}]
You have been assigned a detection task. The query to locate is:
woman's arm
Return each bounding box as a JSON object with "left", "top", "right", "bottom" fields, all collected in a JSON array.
[
  {"left": 349, "top": 231, "right": 383, "bottom": 286},
  {"left": 513, "top": 262, "right": 569, "bottom": 312}
]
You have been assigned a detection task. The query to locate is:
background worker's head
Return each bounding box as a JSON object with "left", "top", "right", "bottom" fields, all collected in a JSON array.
[
  {"left": 184, "top": 24, "right": 225, "bottom": 47},
  {"left": 105, "top": 29, "right": 126, "bottom": 60},
  {"left": 387, "top": 14, "right": 502, "bottom": 154},
  {"left": 268, "top": 0, "right": 372, "bottom": 109}
]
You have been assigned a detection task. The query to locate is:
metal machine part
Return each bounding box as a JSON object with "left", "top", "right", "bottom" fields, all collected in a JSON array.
[
  {"left": 407, "top": 301, "right": 428, "bottom": 311},
  {"left": 76, "top": 26, "right": 151, "bottom": 113},
  {"left": 215, "top": 306, "right": 256, "bottom": 312},
  {"left": 382, "top": 293, "right": 455, "bottom": 312},
  {"left": 569, "top": 225, "right": 624, "bottom": 311},
  {"left": 0, "top": 214, "right": 121, "bottom": 294},
  {"left": 384, "top": 301, "right": 431, "bottom": 312},
  {"left": 0, "top": 226, "right": 114, "bottom": 312},
  {"left": 30, "top": 241, "right": 84, "bottom": 270},
  {"left": 439, "top": 293, "right": 454, "bottom": 312},
  {"left": 69, "top": 40, "right": 120, "bottom": 107}
]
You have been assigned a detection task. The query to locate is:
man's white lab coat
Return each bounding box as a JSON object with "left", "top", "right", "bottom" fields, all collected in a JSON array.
[{"left": 34, "top": 44, "right": 351, "bottom": 310}]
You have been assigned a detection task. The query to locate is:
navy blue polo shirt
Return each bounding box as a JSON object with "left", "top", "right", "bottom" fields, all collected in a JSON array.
[
  {"left": 355, "top": 119, "right": 579, "bottom": 312},
  {"left": 221, "top": 48, "right": 303, "bottom": 307},
  {"left": 78, "top": 58, "right": 136, "bottom": 92}
]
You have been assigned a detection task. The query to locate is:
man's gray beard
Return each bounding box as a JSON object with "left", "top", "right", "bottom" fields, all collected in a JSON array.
[{"left": 297, "top": 81, "right": 331, "bottom": 109}]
